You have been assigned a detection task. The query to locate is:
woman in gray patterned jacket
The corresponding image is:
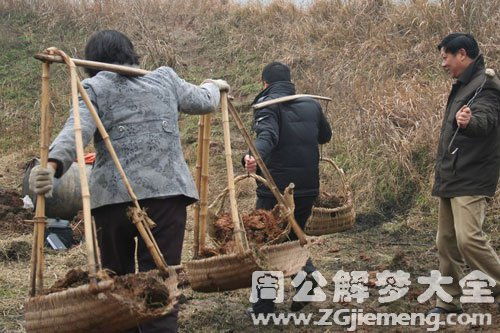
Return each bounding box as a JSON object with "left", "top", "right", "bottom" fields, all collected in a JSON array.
[{"left": 29, "top": 30, "right": 228, "bottom": 332}]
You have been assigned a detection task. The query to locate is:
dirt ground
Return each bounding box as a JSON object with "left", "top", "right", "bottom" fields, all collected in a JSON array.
[{"left": 0, "top": 162, "right": 498, "bottom": 333}]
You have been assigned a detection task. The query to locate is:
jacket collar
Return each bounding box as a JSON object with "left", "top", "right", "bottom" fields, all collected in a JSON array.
[
  {"left": 457, "top": 54, "right": 485, "bottom": 85},
  {"left": 252, "top": 81, "right": 296, "bottom": 105}
]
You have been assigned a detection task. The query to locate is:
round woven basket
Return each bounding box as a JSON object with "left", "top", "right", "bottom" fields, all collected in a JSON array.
[
  {"left": 304, "top": 158, "right": 355, "bottom": 236},
  {"left": 185, "top": 250, "right": 259, "bottom": 292},
  {"left": 185, "top": 242, "right": 309, "bottom": 292},
  {"left": 257, "top": 240, "right": 309, "bottom": 276},
  {"left": 186, "top": 174, "right": 309, "bottom": 292},
  {"left": 24, "top": 270, "right": 179, "bottom": 333}
]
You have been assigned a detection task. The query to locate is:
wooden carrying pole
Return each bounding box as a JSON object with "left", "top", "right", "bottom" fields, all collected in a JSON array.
[
  {"left": 69, "top": 65, "right": 98, "bottom": 282},
  {"left": 29, "top": 62, "right": 51, "bottom": 296},
  {"left": 227, "top": 100, "right": 308, "bottom": 245},
  {"left": 198, "top": 114, "right": 211, "bottom": 251},
  {"left": 192, "top": 116, "right": 205, "bottom": 258},
  {"left": 253, "top": 94, "right": 332, "bottom": 110},
  {"left": 34, "top": 53, "right": 149, "bottom": 76},
  {"left": 220, "top": 92, "right": 248, "bottom": 253}
]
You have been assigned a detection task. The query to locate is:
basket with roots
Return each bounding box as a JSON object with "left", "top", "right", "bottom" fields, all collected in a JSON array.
[
  {"left": 304, "top": 158, "right": 355, "bottom": 235},
  {"left": 25, "top": 268, "right": 179, "bottom": 333},
  {"left": 185, "top": 174, "right": 309, "bottom": 292}
]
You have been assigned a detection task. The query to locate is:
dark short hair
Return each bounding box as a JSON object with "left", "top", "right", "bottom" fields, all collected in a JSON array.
[
  {"left": 84, "top": 30, "right": 140, "bottom": 77},
  {"left": 437, "top": 33, "right": 479, "bottom": 59},
  {"left": 262, "top": 62, "right": 291, "bottom": 83}
]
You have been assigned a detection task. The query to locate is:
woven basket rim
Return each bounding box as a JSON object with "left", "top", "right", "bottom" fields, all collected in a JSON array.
[
  {"left": 258, "top": 239, "right": 305, "bottom": 252},
  {"left": 186, "top": 241, "right": 309, "bottom": 292},
  {"left": 26, "top": 280, "right": 114, "bottom": 304},
  {"left": 26, "top": 269, "right": 179, "bottom": 304},
  {"left": 187, "top": 248, "right": 255, "bottom": 265}
]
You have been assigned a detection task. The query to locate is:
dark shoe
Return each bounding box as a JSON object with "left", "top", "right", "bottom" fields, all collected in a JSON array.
[
  {"left": 245, "top": 306, "right": 273, "bottom": 317},
  {"left": 290, "top": 300, "right": 308, "bottom": 312},
  {"left": 426, "top": 307, "right": 463, "bottom": 315},
  {"left": 290, "top": 271, "right": 318, "bottom": 312},
  {"left": 246, "top": 298, "right": 275, "bottom": 317}
]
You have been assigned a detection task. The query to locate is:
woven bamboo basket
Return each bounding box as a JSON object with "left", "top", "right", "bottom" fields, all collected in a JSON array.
[
  {"left": 185, "top": 174, "right": 309, "bottom": 292},
  {"left": 185, "top": 250, "right": 259, "bottom": 292},
  {"left": 257, "top": 240, "right": 309, "bottom": 275},
  {"left": 25, "top": 269, "right": 179, "bottom": 333},
  {"left": 304, "top": 158, "right": 356, "bottom": 235}
]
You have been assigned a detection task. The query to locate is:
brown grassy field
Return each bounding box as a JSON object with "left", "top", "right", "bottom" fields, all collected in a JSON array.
[{"left": 0, "top": 0, "right": 499, "bottom": 331}]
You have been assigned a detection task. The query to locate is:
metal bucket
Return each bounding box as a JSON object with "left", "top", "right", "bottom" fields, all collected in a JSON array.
[{"left": 22, "top": 159, "right": 92, "bottom": 220}]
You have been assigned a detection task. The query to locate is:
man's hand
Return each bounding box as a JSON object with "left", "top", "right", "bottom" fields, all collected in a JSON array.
[
  {"left": 29, "top": 163, "right": 56, "bottom": 197},
  {"left": 244, "top": 155, "right": 257, "bottom": 174},
  {"left": 456, "top": 106, "right": 472, "bottom": 128}
]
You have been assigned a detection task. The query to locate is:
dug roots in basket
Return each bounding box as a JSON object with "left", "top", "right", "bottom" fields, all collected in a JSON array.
[
  {"left": 24, "top": 268, "right": 179, "bottom": 333},
  {"left": 185, "top": 174, "right": 309, "bottom": 292},
  {"left": 200, "top": 206, "right": 287, "bottom": 257}
]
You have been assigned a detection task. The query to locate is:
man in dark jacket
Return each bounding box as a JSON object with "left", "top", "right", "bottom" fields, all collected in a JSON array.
[
  {"left": 429, "top": 33, "right": 500, "bottom": 314},
  {"left": 244, "top": 62, "right": 332, "bottom": 314}
]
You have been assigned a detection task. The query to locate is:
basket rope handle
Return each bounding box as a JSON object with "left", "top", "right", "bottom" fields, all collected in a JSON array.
[
  {"left": 208, "top": 173, "right": 270, "bottom": 217},
  {"left": 319, "top": 157, "right": 349, "bottom": 196}
]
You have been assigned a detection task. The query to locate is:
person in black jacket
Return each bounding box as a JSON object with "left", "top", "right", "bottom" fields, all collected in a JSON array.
[
  {"left": 428, "top": 33, "right": 500, "bottom": 315},
  {"left": 244, "top": 62, "right": 332, "bottom": 314}
]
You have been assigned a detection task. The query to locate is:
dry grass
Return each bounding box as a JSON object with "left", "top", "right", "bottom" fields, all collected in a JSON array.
[
  {"left": 1, "top": 0, "right": 499, "bottom": 215},
  {"left": 0, "top": 0, "right": 499, "bottom": 331}
]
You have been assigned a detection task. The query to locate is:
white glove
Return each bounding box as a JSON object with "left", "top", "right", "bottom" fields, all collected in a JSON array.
[
  {"left": 29, "top": 165, "right": 55, "bottom": 197},
  {"left": 202, "top": 79, "right": 230, "bottom": 92}
]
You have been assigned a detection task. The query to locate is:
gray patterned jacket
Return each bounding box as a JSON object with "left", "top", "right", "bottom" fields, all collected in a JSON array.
[{"left": 49, "top": 66, "right": 220, "bottom": 209}]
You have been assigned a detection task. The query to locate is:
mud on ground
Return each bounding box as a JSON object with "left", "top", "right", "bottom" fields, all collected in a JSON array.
[{"left": 0, "top": 188, "right": 33, "bottom": 235}]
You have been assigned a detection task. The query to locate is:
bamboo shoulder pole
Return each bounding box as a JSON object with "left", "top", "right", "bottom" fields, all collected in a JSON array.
[
  {"left": 252, "top": 94, "right": 332, "bottom": 110},
  {"left": 227, "top": 101, "right": 307, "bottom": 245},
  {"left": 75, "top": 80, "right": 139, "bottom": 205},
  {"left": 69, "top": 66, "right": 98, "bottom": 282},
  {"left": 127, "top": 208, "right": 169, "bottom": 274},
  {"left": 198, "top": 114, "right": 211, "bottom": 250},
  {"left": 91, "top": 217, "right": 102, "bottom": 271},
  {"left": 220, "top": 92, "right": 247, "bottom": 253},
  {"left": 34, "top": 53, "right": 149, "bottom": 76},
  {"left": 192, "top": 116, "right": 205, "bottom": 258},
  {"left": 29, "top": 61, "right": 51, "bottom": 296}
]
